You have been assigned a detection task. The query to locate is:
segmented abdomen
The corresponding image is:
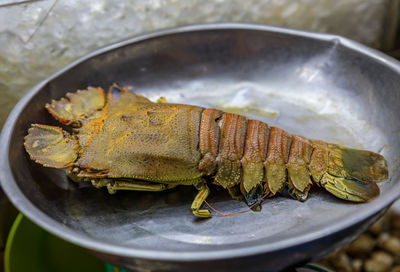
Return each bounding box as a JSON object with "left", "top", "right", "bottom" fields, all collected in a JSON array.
[{"left": 198, "top": 108, "right": 321, "bottom": 198}]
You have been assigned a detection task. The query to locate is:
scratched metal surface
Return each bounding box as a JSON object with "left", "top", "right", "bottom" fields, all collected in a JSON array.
[{"left": 1, "top": 24, "right": 399, "bottom": 271}]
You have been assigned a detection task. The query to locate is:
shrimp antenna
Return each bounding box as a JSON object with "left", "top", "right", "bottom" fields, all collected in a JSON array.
[{"left": 204, "top": 192, "right": 269, "bottom": 216}]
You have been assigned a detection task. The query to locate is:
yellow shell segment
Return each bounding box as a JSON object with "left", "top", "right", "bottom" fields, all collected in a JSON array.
[
  {"left": 241, "top": 120, "right": 268, "bottom": 194},
  {"left": 286, "top": 135, "right": 313, "bottom": 193},
  {"left": 76, "top": 85, "right": 203, "bottom": 183}
]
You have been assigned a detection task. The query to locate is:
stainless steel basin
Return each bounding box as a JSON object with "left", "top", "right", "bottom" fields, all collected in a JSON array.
[{"left": 1, "top": 23, "right": 399, "bottom": 271}]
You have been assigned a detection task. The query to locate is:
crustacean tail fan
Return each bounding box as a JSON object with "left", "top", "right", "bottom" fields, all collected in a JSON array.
[
  {"left": 24, "top": 124, "right": 78, "bottom": 168},
  {"left": 310, "top": 141, "right": 388, "bottom": 202}
]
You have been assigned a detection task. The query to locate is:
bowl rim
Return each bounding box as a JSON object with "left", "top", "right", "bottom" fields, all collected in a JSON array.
[{"left": 1, "top": 22, "right": 400, "bottom": 262}]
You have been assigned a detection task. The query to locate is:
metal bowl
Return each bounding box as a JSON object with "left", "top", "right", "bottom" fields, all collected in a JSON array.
[{"left": 1, "top": 23, "right": 399, "bottom": 271}]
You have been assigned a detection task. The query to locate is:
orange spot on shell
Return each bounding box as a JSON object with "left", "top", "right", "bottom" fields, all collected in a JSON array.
[{"left": 81, "top": 103, "right": 108, "bottom": 153}]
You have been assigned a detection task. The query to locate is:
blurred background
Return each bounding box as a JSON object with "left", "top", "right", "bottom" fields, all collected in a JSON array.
[{"left": 1, "top": 0, "right": 400, "bottom": 271}]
